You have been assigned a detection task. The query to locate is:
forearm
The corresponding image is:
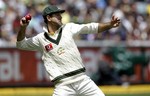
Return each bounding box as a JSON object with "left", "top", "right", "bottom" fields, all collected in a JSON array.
[
  {"left": 98, "top": 16, "right": 120, "bottom": 33},
  {"left": 17, "top": 14, "right": 31, "bottom": 41},
  {"left": 17, "top": 26, "right": 27, "bottom": 41},
  {"left": 98, "top": 22, "right": 113, "bottom": 33}
]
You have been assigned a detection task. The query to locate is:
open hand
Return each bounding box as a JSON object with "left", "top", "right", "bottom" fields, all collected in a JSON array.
[{"left": 111, "top": 15, "right": 121, "bottom": 28}]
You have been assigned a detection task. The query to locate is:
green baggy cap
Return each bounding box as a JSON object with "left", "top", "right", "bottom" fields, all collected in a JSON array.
[{"left": 42, "top": 5, "right": 65, "bottom": 16}]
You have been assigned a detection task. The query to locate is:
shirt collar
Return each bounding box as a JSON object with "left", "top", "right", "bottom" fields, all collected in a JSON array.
[
  {"left": 43, "top": 26, "right": 48, "bottom": 33},
  {"left": 42, "top": 25, "right": 64, "bottom": 34}
]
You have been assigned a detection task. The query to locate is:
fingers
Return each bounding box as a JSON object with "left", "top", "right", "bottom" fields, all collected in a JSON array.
[
  {"left": 111, "top": 15, "right": 121, "bottom": 27},
  {"left": 20, "top": 17, "right": 31, "bottom": 26},
  {"left": 112, "top": 15, "right": 120, "bottom": 22},
  {"left": 114, "top": 22, "right": 120, "bottom": 27},
  {"left": 21, "top": 17, "right": 26, "bottom": 24},
  {"left": 112, "top": 15, "right": 115, "bottom": 21}
]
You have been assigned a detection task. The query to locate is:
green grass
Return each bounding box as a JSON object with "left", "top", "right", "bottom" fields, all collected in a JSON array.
[
  {"left": 0, "top": 85, "right": 150, "bottom": 96},
  {"left": 1, "top": 93, "right": 150, "bottom": 96},
  {"left": 106, "top": 93, "right": 150, "bottom": 96}
]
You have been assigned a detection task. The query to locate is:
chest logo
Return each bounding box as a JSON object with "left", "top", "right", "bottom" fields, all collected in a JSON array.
[
  {"left": 57, "top": 47, "right": 65, "bottom": 55},
  {"left": 45, "top": 43, "right": 53, "bottom": 52}
]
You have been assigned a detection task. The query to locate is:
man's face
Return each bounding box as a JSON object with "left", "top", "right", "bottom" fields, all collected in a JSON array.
[{"left": 47, "top": 12, "right": 63, "bottom": 27}]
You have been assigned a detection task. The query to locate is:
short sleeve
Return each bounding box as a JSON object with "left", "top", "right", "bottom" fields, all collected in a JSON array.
[{"left": 69, "top": 23, "right": 99, "bottom": 35}]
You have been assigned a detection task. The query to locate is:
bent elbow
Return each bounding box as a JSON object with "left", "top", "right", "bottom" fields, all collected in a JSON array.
[{"left": 16, "top": 41, "right": 23, "bottom": 49}]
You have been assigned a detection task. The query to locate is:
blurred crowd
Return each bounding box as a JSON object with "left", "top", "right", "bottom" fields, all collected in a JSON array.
[{"left": 0, "top": 0, "right": 150, "bottom": 47}]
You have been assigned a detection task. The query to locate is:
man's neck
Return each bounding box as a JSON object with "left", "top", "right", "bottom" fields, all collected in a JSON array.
[{"left": 47, "top": 24, "right": 60, "bottom": 35}]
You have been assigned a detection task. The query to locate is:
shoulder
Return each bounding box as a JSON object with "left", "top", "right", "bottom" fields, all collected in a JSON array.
[
  {"left": 33, "top": 32, "right": 45, "bottom": 39},
  {"left": 36, "top": 32, "right": 44, "bottom": 36},
  {"left": 63, "top": 22, "right": 81, "bottom": 30},
  {"left": 64, "top": 22, "right": 76, "bottom": 27},
  {"left": 64, "top": 22, "right": 98, "bottom": 28}
]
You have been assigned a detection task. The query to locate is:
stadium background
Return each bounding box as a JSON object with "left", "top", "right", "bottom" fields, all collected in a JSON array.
[{"left": 0, "top": 0, "right": 150, "bottom": 96}]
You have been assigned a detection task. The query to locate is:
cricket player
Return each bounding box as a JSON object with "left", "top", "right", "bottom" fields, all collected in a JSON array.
[{"left": 16, "top": 5, "right": 120, "bottom": 96}]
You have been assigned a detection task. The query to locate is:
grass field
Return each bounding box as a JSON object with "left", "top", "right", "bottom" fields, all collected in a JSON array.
[
  {"left": 0, "top": 94, "right": 150, "bottom": 96},
  {"left": 0, "top": 85, "right": 150, "bottom": 96},
  {"left": 107, "top": 94, "right": 150, "bottom": 96}
]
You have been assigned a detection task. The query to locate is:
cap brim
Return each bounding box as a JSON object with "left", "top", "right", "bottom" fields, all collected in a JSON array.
[{"left": 51, "top": 9, "right": 65, "bottom": 14}]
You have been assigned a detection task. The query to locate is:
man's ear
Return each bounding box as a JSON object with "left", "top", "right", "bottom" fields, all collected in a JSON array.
[{"left": 46, "top": 15, "right": 51, "bottom": 22}]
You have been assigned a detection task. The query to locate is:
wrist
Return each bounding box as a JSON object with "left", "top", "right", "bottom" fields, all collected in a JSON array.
[
  {"left": 110, "top": 22, "right": 114, "bottom": 28},
  {"left": 20, "top": 26, "right": 27, "bottom": 30}
]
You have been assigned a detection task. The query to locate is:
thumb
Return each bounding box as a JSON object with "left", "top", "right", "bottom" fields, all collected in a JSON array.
[{"left": 20, "top": 17, "right": 29, "bottom": 26}]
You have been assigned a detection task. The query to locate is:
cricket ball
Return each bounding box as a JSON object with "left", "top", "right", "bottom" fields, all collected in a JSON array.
[{"left": 25, "top": 14, "right": 32, "bottom": 21}]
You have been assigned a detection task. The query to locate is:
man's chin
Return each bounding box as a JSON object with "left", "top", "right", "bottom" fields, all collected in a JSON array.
[
  {"left": 59, "top": 22, "right": 63, "bottom": 26},
  {"left": 59, "top": 22, "right": 63, "bottom": 25},
  {"left": 56, "top": 23, "right": 63, "bottom": 29}
]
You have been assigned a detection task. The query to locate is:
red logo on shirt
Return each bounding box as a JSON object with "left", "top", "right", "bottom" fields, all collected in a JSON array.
[{"left": 45, "top": 43, "right": 53, "bottom": 52}]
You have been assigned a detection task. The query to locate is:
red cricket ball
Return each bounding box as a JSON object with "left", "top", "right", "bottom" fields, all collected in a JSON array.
[{"left": 25, "top": 14, "right": 32, "bottom": 21}]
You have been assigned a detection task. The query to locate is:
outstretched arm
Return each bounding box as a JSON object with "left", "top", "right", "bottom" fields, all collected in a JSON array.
[{"left": 98, "top": 16, "right": 121, "bottom": 33}]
